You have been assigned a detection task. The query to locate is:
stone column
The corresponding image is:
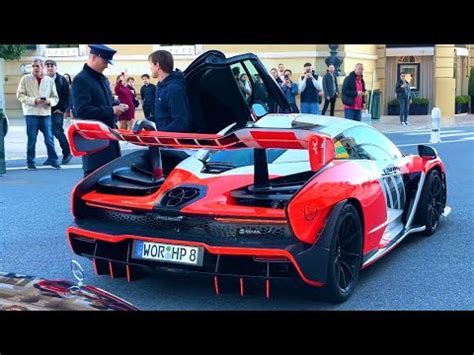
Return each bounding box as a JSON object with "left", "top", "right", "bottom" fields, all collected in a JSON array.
[
  {"left": 434, "top": 45, "right": 455, "bottom": 122},
  {"left": 376, "top": 45, "right": 386, "bottom": 114},
  {"left": 469, "top": 44, "right": 474, "bottom": 68}
]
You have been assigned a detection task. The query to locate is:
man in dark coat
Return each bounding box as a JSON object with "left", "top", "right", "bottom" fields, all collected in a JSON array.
[
  {"left": 341, "top": 63, "right": 366, "bottom": 121},
  {"left": 395, "top": 72, "right": 411, "bottom": 125},
  {"left": 44, "top": 59, "right": 72, "bottom": 165},
  {"left": 146, "top": 50, "right": 191, "bottom": 132},
  {"left": 321, "top": 64, "right": 339, "bottom": 116},
  {"left": 140, "top": 74, "right": 156, "bottom": 118},
  {"left": 71, "top": 44, "right": 129, "bottom": 176}
]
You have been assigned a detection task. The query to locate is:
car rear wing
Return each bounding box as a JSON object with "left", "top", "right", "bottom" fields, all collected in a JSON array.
[{"left": 68, "top": 119, "right": 335, "bottom": 174}]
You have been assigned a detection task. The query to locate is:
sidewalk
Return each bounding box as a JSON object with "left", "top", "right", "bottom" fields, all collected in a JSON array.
[
  {"left": 371, "top": 113, "right": 474, "bottom": 133},
  {"left": 3, "top": 113, "right": 474, "bottom": 163}
]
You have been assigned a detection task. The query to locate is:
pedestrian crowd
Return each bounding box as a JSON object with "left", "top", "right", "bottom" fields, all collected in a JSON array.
[{"left": 17, "top": 45, "right": 404, "bottom": 176}]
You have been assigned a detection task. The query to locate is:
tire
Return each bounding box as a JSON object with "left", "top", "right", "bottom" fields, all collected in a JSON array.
[
  {"left": 320, "top": 202, "right": 363, "bottom": 303},
  {"left": 414, "top": 169, "right": 445, "bottom": 236}
]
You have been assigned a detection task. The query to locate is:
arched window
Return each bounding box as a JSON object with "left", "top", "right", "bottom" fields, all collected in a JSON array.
[{"left": 399, "top": 55, "right": 418, "bottom": 63}]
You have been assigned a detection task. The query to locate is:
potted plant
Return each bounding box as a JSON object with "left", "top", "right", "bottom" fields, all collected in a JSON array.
[
  {"left": 469, "top": 67, "right": 474, "bottom": 113},
  {"left": 409, "top": 97, "right": 429, "bottom": 115},
  {"left": 387, "top": 99, "right": 399, "bottom": 115},
  {"left": 455, "top": 95, "right": 470, "bottom": 114}
]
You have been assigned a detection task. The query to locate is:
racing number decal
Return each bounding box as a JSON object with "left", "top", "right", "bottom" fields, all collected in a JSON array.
[{"left": 379, "top": 167, "right": 405, "bottom": 210}]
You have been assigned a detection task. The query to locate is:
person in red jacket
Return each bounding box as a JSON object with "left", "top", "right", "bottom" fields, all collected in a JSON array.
[{"left": 114, "top": 73, "right": 135, "bottom": 130}]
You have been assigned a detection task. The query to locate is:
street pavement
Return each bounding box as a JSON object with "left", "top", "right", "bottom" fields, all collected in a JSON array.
[{"left": 0, "top": 119, "right": 473, "bottom": 310}]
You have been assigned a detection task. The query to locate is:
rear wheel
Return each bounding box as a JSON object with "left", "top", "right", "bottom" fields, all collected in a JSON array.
[
  {"left": 320, "top": 202, "right": 363, "bottom": 303},
  {"left": 415, "top": 169, "right": 445, "bottom": 236}
]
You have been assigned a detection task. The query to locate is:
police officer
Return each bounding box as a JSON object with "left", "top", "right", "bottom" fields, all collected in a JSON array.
[{"left": 71, "top": 44, "right": 129, "bottom": 176}]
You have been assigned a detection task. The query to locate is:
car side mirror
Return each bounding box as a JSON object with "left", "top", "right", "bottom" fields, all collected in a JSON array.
[
  {"left": 251, "top": 102, "right": 268, "bottom": 119},
  {"left": 418, "top": 144, "right": 438, "bottom": 159},
  {"left": 133, "top": 119, "right": 157, "bottom": 133}
]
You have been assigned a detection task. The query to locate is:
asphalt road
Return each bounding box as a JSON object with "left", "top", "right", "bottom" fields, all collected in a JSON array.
[{"left": 1, "top": 125, "right": 473, "bottom": 310}]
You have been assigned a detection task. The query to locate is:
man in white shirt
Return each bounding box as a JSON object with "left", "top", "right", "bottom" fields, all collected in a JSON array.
[
  {"left": 299, "top": 62, "right": 323, "bottom": 114},
  {"left": 16, "top": 58, "right": 60, "bottom": 170},
  {"left": 277, "top": 63, "right": 286, "bottom": 83}
]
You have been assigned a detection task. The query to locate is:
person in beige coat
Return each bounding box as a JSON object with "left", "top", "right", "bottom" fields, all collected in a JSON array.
[{"left": 16, "top": 58, "right": 60, "bottom": 169}]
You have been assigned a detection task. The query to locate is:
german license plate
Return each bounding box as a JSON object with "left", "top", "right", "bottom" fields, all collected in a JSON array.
[{"left": 132, "top": 241, "right": 204, "bottom": 266}]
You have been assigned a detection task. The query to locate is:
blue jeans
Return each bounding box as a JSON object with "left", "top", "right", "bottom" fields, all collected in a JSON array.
[
  {"left": 25, "top": 115, "right": 58, "bottom": 165},
  {"left": 52, "top": 113, "right": 71, "bottom": 156},
  {"left": 344, "top": 109, "right": 362, "bottom": 121},
  {"left": 301, "top": 102, "right": 320, "bottom": 114},
  {"left": 399, "top": 98, "right": 410, "bottom": 123}
]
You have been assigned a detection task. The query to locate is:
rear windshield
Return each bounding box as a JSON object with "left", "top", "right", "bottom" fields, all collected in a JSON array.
[{"left": 204, "top": 149, "right": 286, "bottom": 167}]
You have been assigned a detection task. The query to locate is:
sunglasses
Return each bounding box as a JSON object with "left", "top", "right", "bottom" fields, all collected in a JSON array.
[{"left": 46, "top": 63, "right": 56, "bottom": 67}]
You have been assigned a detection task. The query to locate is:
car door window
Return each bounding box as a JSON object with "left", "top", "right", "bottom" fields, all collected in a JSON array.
[
  {"left": 336, "top": 126, "right": 402, "bottom": 162},
  {"left": 230, "top": 62, "right": 251, "bottom": 104},
  {"left": 228, "top": 58, "right": 289, "bottom": 114},
  {"left": 242, "top": 60, "right": 270, "bottom": 108},
  {"left": 231, "top": 61, "right": 272, "bottom": 111},
  {"left": 357, "top": 144, "right": 394, "bottom": 166}
]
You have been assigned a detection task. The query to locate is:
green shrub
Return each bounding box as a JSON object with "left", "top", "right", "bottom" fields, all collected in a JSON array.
[
  {"left": 469, "top": 68, "right": 474, "bottom": 97},
  {"left": 388, "top": 99, "right": 399, "bottom": 106},
  {"left": 411, "top": 97, "right": 429, "bottom": 105},
  {"left": 455, "top": 95, "right": 470, "bottom": 104}
]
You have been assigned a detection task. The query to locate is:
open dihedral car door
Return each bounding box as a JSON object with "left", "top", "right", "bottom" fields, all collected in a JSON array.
[{"left": 182, "top": 50, "right": 290, "bottom": 134}]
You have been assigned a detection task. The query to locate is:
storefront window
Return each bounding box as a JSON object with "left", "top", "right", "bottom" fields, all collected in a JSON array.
[{"left": 398, "top": 62, "right": 420, "bottom": 91}]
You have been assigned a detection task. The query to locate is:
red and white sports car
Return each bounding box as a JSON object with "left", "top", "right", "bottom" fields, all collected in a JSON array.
[{"left": 66, "top": 51, "right": 450, "bottom": 302}]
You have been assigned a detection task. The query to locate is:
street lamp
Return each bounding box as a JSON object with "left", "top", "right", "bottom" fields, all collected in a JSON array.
[{"left": 325, "top": 44, "right": 344, "bottom": 76}]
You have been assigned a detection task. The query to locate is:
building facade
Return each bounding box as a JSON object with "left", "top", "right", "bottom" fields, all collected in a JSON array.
[{"left": 3, "top": 44, "right": 473, "bottom": 121}]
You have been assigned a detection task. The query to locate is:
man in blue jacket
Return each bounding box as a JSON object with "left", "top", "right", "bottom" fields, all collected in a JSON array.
[
  {"left": 147, "top": 50, "right": 191, "bottom": 132},
  {"left": 281, "top": 72, "right": 299, "bottom": 113},
  {"left": 71, "top": 44, "right": 129, "bottom": 176}
]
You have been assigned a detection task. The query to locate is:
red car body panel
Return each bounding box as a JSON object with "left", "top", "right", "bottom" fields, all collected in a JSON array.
[{"left": 287, "top": 159, "right": 388, "bottom": 248}]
